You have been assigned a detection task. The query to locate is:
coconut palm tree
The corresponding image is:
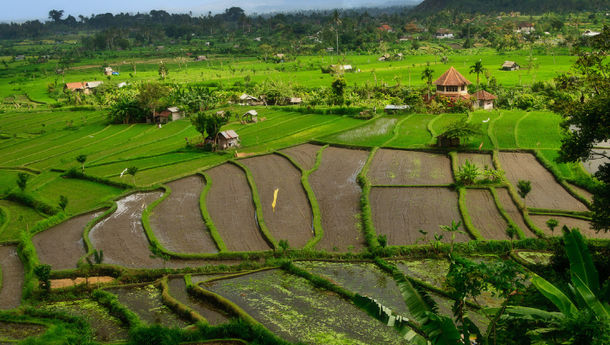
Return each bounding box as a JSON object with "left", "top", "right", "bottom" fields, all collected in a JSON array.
[
  {"left": 469, "top": 60, "right": 486, "bottom": 86},
  {"left": 332, "top": 10, "right": 341, "bottom": 55},
  {"left": 421, "top": 65, "right": 434, "bottom": 100}
]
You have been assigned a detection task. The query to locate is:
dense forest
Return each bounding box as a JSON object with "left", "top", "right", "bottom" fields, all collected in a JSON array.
[{"left": 414, "top": 0, "right": 610, "bottom": 14}]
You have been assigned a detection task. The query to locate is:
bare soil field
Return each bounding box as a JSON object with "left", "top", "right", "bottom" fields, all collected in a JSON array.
[
  {"left": 309, "top": 147, "right": 368, "bottom": 251},
  {"left": 0, "top": 245, "right": 24, "bottom": 309},
  {"left": 496, "top": 188, "right": 536, "bottom": 237},
  {"left": 457, "top": 153, "right": 494, "bottom": 170},
  {"left": 33, "top": 211, "right": 102, "bottom": 270},
  {"left": 168, "top": 277, "right": 229, "bottom": 325},
  {"left": 241, "top": 154, "right": 313, "bottom": 248},
  {"left": 567, "top": 183, "right": 593, "bottom": 203},
  {"left": 89, "top": 192, "right": 165, "bottom": 268},
  {"left": 370, "top": 187, "right": 470, "bottom": 245},
  {"left": 498, "top": 152, "right": 588, "bottom": 211},
  {"left": 150, "top": 175, "right": 218, "bottom": 254},
  {"left": 530, "top": 215, "right": 610, "bottom": 239},
  {"left": 279, "top": 143, "right": 322, "bottom": 171},
  {"left": 89, "top": 193, "right": 220, "bottom": 268},
  {"left": 465, "top": 189, "right": 510, "bottom": 240},
  {"left": 368, "top": 149, "right": 454, "bottom": 185},
  {"left": 205, "top": 164, "right": 271, "bottom": 252}
]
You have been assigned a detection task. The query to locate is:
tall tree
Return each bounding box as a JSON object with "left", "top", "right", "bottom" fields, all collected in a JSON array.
[
  {"left": 332, "top": 10, "right": 342, "bottom": 55},
  {"left": 421, "top": 64, "right": 434, "bottom": 99},
  {"left": 553, "top": 25, "right": 610, "bottom": 231},
  {"left": 137, "top": 82, "right": 169, "bottom": 119},
  {"left": 191, "top": 112, "right": 228, "bottom": 148},
  {"left": 48, "top": 10, "right": 64, "bottom": 23},
  {"left": 469, "top": 60, "right": 486, "bottom": 86}
]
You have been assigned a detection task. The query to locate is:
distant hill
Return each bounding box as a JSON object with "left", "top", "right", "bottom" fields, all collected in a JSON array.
[{"left": 413, "top": 0, "right": 610, "bottom": 14}]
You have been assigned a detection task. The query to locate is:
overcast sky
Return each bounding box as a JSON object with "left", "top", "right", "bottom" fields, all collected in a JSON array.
[{"left": 3, "top": 0, "right": 421, "bottom": 22}]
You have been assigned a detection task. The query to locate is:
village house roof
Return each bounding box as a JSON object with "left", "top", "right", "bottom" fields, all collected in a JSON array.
[
  {"left": 167, "top": 107, "right": 180, "bottom": 113},
  {"left": 85, "top": 81, "right": 103, "bottom": 88},
  {"left": 385, "top": 105, "right": 410, "bottom": 110},
  {"left": 518, "top": 22, "right": 535, "bottom": 28},
  {"left": 219, "top": 130, "right": 239, "bottom": 140},
  {"left": 436, "top": 28, "right": 453, "bottom": 34},
  {"left": 65, "top": 82, "right": 86, "bottom": 90},
  {"left": 502, "top": 61, "right": 518, "bottom": 68},
  {"left": 434, "top": 67, "right": 472, "bottom": 86},
  {"left": 378, "top": 24, "right": 392, "bottom": 31},
  {"left": 155, "top": 110, "right": 171, "bottom": 118},
  {"left": 290, "top": 97, "right": 302, "bottom": 104},
  {"left": 240, "top": 94, "right": 258, "bottom": 101},
  {"left": 473, "top": 90, "right": 497, "bottom": 101},
  {"left": 245, "top": 110, "right": 258, "bottom": 116}
]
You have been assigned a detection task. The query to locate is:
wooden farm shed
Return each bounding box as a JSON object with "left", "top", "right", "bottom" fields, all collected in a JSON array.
[
  {"left": 239, "top": 94, "right": 262, "bottom": 106},
  {"left": 502, "top": 61, "right": 520, "bottom": 71},
  {"left": 217, "top": 130, "right": 240, "bottom": 150},
  {"left": 472, "top": 90, "right": 497, "bottom": 110},
  {"left": 104, "top": 67, "right": 114, "bottom": 76},
  {"left": 289, "top": 97, "right": 302, "bottom": 105}
]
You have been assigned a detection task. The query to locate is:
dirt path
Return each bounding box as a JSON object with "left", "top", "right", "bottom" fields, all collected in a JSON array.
[
  {"left": 310, "top": 147, "right": 368, "bottom": 251},
  {"left": 496, "top": 188, "right": 536, "bottom": 237},
  {"left": 33, "top": 212, "right": 101, "bottom": 270},
  {"left": 205, "top": 164, "right": 271, "bottom": 252},
  {"left": 465, "top": 189, "right": 509, "bottom": 240},
  {"left": 279, "top": 143, "right": 322, "bottom": 171},
  {"left": 457, "top": 153, "right": 494, "bottom": 170},
  {"left": 150, "top": 176, "right": 218, "bottom": 254},
  {"left": 241, "top": 154, "right": 313, "bottom": 248},
  {"left": 0, "top": 245, "right": 24, "bottom": 309},
  {"left": 368, "top": 149, "right": 454, "bottom": 185},
  {"left": 530, "top": 215, "right": 610, "bottom": 239},
  {"left": 370, "top": 187, "right": 470, "bottom": 245},
  {"left": 498, "top": 152, "right": 588, "bottom": 211}
]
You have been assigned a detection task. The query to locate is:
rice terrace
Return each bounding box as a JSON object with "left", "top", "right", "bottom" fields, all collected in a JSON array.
[{"left": 0, "top": 1, "right": 609, "bottom": 344}]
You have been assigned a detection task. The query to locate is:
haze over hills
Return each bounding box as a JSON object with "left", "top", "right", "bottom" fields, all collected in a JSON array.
[
  {"left": 3, "top": 0, "right": 422, "bottom": 22},
  {"left": 413, "top": 0, "right": 610, "bottom": 14}
]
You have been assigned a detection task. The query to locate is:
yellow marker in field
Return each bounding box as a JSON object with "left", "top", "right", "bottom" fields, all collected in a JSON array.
[{"left": 272, "top": 188, "right": 279, "bottom": 212}]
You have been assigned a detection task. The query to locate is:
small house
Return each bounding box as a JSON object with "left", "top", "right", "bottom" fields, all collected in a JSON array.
[
  {"left": 239, "top": 94, "right": 262, "bottom": 106},
  {"left": 434, "top": 66, "right": 471, "bottom": 101},
  {"left": 154, "top": 110, "right": 171, "bottom": 124},
  {"left": 15, "top": 55, "right": 25, "bottom": 61},
  {"left": 378, "top": 24, "right": 393, "bottom": 32},
  {"left": 64, "top": 82, "right": 86, "bottom": 92},
  {"left": 472, "top": 90, "right": 497, "bottom": 110},
  {"left": 195, "top": 55, "right": 207, "bottom": 61},
  {"left": 166, "top": 107, "right": 182, "bottom": 121},
  {"left": 516, "top": 22, "right": 535, "bottom": 34},
  {"left": 502, "top": 61, "right": 520, "bottom": 71},
  {"left": 104, "top": 67, "right": 114, "bottom": 76},
  {"left": 435, "top": 29, "right": 454, "bottom": 39},
  {"left": 384, "top": 105, "right": 410, "bottom": 114},
  {"left": 583, "top": 30, "right": 601, "bottom": 37},
  {"left": 217, "top": 130, "right": 240, "bottom": 150},
  {"left": 289, "top": 97, "right": 302, "bottom": 105},
  {"left": 242, "top": 110, "right": 258, "bottom": 123},
  {"left": 254, "top": 37, "right": 262, "bottom": 41},
  {"left": 216, "top": 110, "right": 227, "bottom": 118},
  {"left": 85, "top": 81, "right": 103, "bottom": 89}
]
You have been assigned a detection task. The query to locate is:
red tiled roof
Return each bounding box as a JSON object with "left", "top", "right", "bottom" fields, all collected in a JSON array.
[
  {"left": 434, "top": 66, "right": 472, "bottom": 86},
  {"left": 378, "top": 24, "right": 392, "bottom": 31},
  {"left": 64, "top": 82, "right": 86, "bottom": 90},
  {"left": 155, "top": 110, "right": 171, "bottom": 117},
  {"left": 473, "top": 90, "right": 497, "bottom": 100}
]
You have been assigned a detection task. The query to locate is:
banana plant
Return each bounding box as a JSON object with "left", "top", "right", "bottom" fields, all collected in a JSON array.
[{"left": 506, "top": 227, "right": 610, "bottom": 343}]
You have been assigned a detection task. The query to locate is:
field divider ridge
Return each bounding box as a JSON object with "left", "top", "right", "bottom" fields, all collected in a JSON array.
[
  {"left": 527, "top": 208, "right": 592, "bottom": 219},
  {"left": 301, "top": 144, "right": 327, "bottom": 250},
  {"left": 357, "top": 147, "right": 379, "bottom": 250},
  {"left": 0, "top": 206, "right": 9, "bottom": 241},
  {"left": 513, "top": 112, "right": 530, "bottom": 149},
  {"left": 159, "top": 275, "right": 207, "bottom": 324},
  {"left": 457, "top": 188, "right": 484, "bottom": 241},
  {"left": 78, "top": 201, "right": 118, "bottom": 267},
  {"left": 91, "top": 288, "right": 143, "bottom": 328},
  {"left": 487, "top": 111, "right": 501, "bottom": 149},
  {"left": 491, "top": 153, "right": 547, "bottom": 238},
  {"left": 382, "top": 114, "right": 413, "bottom": 147},
  {"left": 229, "top": 160, "right": 277, "bottom": 250},
  {"left": 426, "top": 114, "right": 441, "bottom": 144},
  {"left": 488, "top": 187, "right": 527, "bottom": 240},
  {"left": 199, "top": 173, "right": 228, "bottom": 253}
]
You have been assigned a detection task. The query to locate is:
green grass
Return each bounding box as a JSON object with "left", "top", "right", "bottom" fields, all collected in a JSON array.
[
  {"left": 494, "top": 110, "right": 527, "bottom": 148},
  {"left": 516, "top": 111, "right": 563, "bottom": 149},
  {"left": 321, "top": 117, "right": 398, "bottom": 147},
  {"left": 385, "top": 114, "right": 433, "bottom": 148},
  {"left": 30, "top": 173, "right": 123, "bottom": 215},
  {"left": 0, "top": 200, "right": 45, "bottom": 242}
]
